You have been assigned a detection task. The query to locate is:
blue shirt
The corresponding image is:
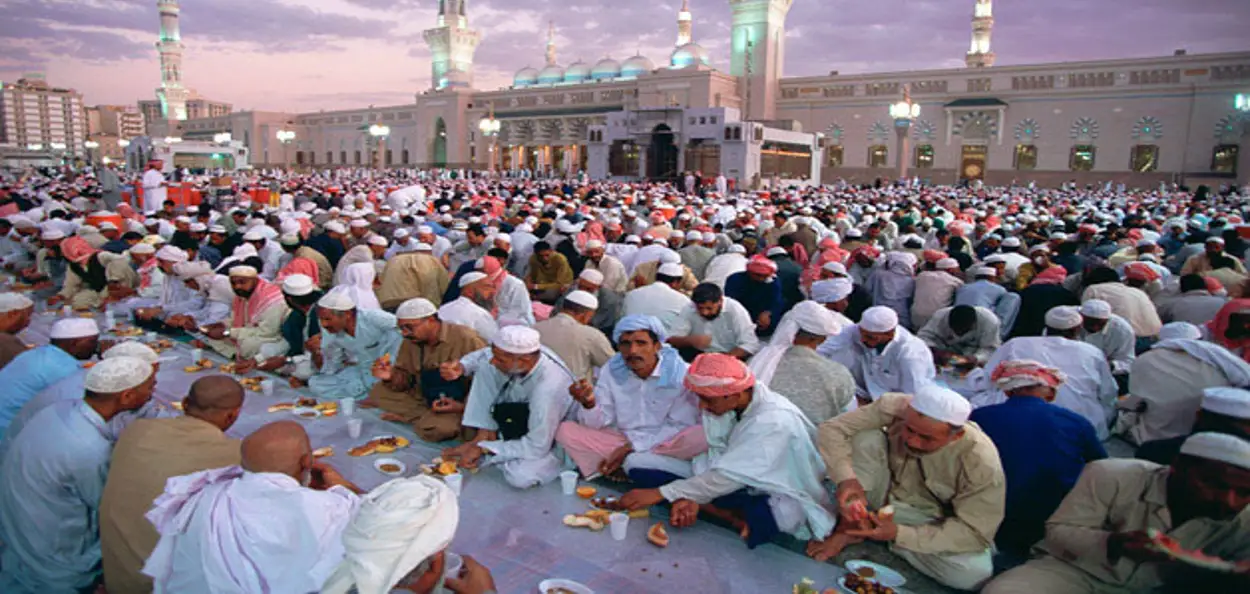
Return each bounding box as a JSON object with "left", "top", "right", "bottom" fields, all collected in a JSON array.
[
  {"left": 0, "top": 345, "right": 81, "bottom": 438},
  {"left": 969, "top": 397, "right": 1107, "bottom": 553}
]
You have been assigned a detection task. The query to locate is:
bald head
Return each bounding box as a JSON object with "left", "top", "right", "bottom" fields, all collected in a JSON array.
[
  {"left": 183, "top": 375, "right": 246, "bottom": 431},
  {"left": 241, "top": 421, "right": 311, "bottom": 480}
]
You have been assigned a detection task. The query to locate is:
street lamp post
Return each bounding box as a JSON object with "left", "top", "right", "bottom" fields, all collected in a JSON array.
[
  {"left": 1236, "top": 93, "right": 1249, "bottom": 186},
  {"left": 83, "top": 140, "right": 99, "bottom": 166},
  {"left": 276, "top": 129, "right": 296, "bottom": 170},
  {"left": 889, "top": 85, "right": 920, "bottom": 182},
  {"left": 368, "top": 124, "right": 390, "bottom": 170},
  {"left": 478, "top": 104, "right": 501, "bottom": 176},
  {"left": 117, "top": 138, "right": 131, "bottom": 171}
]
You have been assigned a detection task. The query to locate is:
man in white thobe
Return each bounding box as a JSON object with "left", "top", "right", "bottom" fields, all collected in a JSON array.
[
  {"left": 819, "top": 306, "right": 936, "bottom": 405},
  {"left": 621, "top": 262, "right": 693, "bottom": 334},
  {"left": 583, "top": 239, "right": 628, "bottom": 293},
  {"left": 437, "top": 271, "right": 499, "bottom": 341},
  {"left": 141, "top": 162, "right": 166, "bottom": 212},
  {"left": 1078, "top": 299, "right": 1136, "bottom": 376},
  {"left": 668, "top": 282, "right": 761, "bottom": 360},
  {"left": 304, "top": 287, "right": 403, "bottom": 400}
]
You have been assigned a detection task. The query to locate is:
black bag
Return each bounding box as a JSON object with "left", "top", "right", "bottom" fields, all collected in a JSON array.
[
  {"left": 419, "top": 368, "right": 468, "bottom": 406},
  {"left": 490, "top": 402, "right": 531, "bottom": 441}
]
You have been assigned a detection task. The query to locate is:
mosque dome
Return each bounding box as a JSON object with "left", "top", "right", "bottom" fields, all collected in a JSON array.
[
  {"left": 513, "top": 66, "right": 539, "bottom": 88},
  {"left": 440, "top": 68, "right": 471, "bottom": 89},
  {"left": 537, "top": 64, "right": 565, "bottom": 85},
  {"left": 620, "top": 54, "right": 655, "bottom": 78},
  {"left": 590, "top": 57, "right": 621, "bottom": 81},
  {"left": 564, "top": 61, "right": 591, "bottom": 83},
  {"left": 670, "top": 43, "right": 710, "bottom": 69}
]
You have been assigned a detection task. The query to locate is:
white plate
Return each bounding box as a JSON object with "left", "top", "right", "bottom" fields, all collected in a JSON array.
[
  {"left": 291, "top": 406, "right": 321, "bottom": 419},
  {"left": 537, "top": 578, "right": 593, "bottom": 594},
  {"left": 844, "top": 559, "right": 906, "bottom": 587},
  {"left": 373, "top": 457, "right": 407, "bottom": 476}
]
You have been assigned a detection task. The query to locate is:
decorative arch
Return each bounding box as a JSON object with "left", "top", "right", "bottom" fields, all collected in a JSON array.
[
  {"left": 824, "top": 123, "right": 844, "bottom": 145},
  {"left": 1214, "top": 113, "right": 1247, "bottom": 144},
  {"left": 1069, "top": 117, "right": 1100, "bottom": 142},
  {"left": 1132, "top": 116, "right": 1163, "bottom": 141},
  {"left": 1013, "top": 118, "right": 1041, "bottom": 142},
  {"left": 867, "top": 121, "right": 890, "bottom": 143},
  {"left": 431, "top": 117, "right": 447, "bottom": 166},
  {"left": 911, "top": 119, "right": 937, "bottom": 142},
  {"left": 952, "top": 111, "right": 999, "bottom": 140}
]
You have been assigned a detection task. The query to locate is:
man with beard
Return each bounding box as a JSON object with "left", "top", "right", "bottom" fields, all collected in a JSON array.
[
  {"left": 300, "top": 288, "right": 401, "bottom": 400},
  {"left": 276, "top": 274, "right": 322, "bottom": 366},
  {"left": 583, "top": 239, "right": 628, "bottom": 293},
  {"left": 46, "top": 236, "right": 132, "bottom": 310},
  {"left": 438, "top": 271, "right": 499, "bottom": 342},
  {"left": 0, "top": 318, "right": 100, "bottom": 437},
  {"left": 668, "top": 282, "right": 760, "bottom": 361},
  {"left": 198, "top": 266, "right": 290, "bottom": 361},
  {"left": 818, "top": 306, "right": 936, "bottom": 406}
]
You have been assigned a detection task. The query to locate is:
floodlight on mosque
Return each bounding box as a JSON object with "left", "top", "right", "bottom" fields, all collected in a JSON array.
[
  {"left": 213, "top": 132, "right": 233, "bottom": 144},
  {"left": 889, "top": 101, "right": 920, "bottom": 121},
  {"left": 1237, "top": 93, "right": 1250, "bottom": 113},
  {"left": 84, "top": 140, "right": 99, "bottom": 149},
  {"left": 276, "top": 130, "right": 296, "bottom": 143},
  {"left": 118, "top": 139, "right": 131, "bottom": 148},
  {"left": 479, "top": 117, "right": 501, "bottom": 136},
  {"left": 369, "top": 124, "right": 391, "bottom": 138}
]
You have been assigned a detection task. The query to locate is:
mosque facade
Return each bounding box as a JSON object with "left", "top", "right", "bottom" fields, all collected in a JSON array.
[{"left": 155, "top": 0, "right": 1250, "bottom": 188}]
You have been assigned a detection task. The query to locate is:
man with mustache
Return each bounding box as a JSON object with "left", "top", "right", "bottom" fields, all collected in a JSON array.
[
  {"left": 667, "top": 282, "right": 760, "bottom": 362},
  {"left": 436, "top": 271, "right": 499, "bottom": 342},
  {"left": 198, "top": 266, "right": 290, "bottom": 361}
]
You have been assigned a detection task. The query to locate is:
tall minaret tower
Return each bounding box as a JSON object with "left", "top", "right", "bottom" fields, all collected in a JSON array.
[
  {"left": 729, "top": 0, "right": 793, "bottom": 121},
  {"left": 155, "top": 0, "right": 188, "bottom": 121},
  {"left": 677, "top": 0, "right": 693, "bottom": 46},
  {"left": 545, "top": 21, "right": 557, "bottom": 66},
  {"left": 966, "top": 0, "right": 995, "bottom": 68},
  {"left": 423, "top": 0, "right": 482, "bottom": 89}
]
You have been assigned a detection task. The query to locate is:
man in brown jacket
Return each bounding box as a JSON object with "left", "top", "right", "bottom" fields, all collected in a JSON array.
[
  {"left": 367, "top": 297, "right": 485, "bottom": 442},
  {"left": 376, "top": 246, "right": 450, "bottom": 311},
  {"left": 809, "top": 386, "right": 1005, "bottom": 591},
  {"left": 99, "top": 375, "right": 246, "bottom": 593}
]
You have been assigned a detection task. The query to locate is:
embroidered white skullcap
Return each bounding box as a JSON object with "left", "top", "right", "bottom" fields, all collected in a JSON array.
[
  {"left": 458, "top": 271, "right": 488, "bottom": 288},
  {"left": 417, "top": 225, "right": 434, "bottom": 235},
  {"left": 49, "top": 318, "right": 99, "bottom": 339},
  {"left": 702, "top": 232, "right": 716, "bottom": 243},
  {"left": 822, "top": 261, "right": 848, "bottom": 275},
  {"left": 367, "top": 235, "right": 388, "bottom": 247},
  {"left": 1158, "top": 321, "right": 1202, "bottom": 341},
  {"left": 686, "top": 230, "right": 703, "bottom": 241},
  {"left": 324, "top": 221, "right": 348, "bottom": 234},
  {"left": 242, "top": 230, "right": 264, "bottom": 241},
  {"left": 281, "top": 274, "right": 316, "bottom": 296},
  {"left": 393, "top": 228, "right": 410, "bottom": 239},
  {"left": 350, "top": 219, "right": 370, "bottom": 229},
  {"left": 84, "top": 356, "right": 153, "bottom": 393},
  {"left": 811, "top": 279, "right": 853, "bottom": 304},
  {"left": 727, "top": 244, "right": 747, "bottom": 254},
  {"left": 972, "top": 265, "right": 996, "bottom": 277},
  {"left": 565, "top": 290, "right": 599, "bottom": 310},
  {"left": 1179, "top": 432, "right": 1250, "bottom": 470},
  {"left": 228, "top": 265, "right": 259, "bottom": 278},
  {"left": 1206, "top": 236, "right": 1226, "bottom": 245},
  {"left": 936, "top": 258, "right": 960, "bottom": 270},
  {"left": 492, "top": 325, "right": 541, "bottom": 355},
  {"left": 1045, "top": 306, "right": 1083, "bottom": 330},
  {"left": 624, "top": 235, "right": 641, "bottom": 244},
  {"left": 859, "top": 306, "right": 898, "bottom": 333},
  {"left": 41, "top": 228, "right": 65, "bottom": 241},
  {"left": 129, "top": 243, "right": 156, "bottom": 255},
  {"left": 189, "top": 222, "right": 207, "bottom": 232},
  {"left": 0, "top": 292, "right": 33, "bottom": 313},
  {"left": 279, "top": 233, "right": 300, "bottom": 246},
  {"left": 493, "top": 233, "right": 511, "bottom": 244},
  {"left": 1001, "top": 237, "right": 1022, "bottom": 248},
  {"left": 766, "top": 246, "right": 787, "bottom": 257},
  {"left": 209, "top": 224, "right": 227, "bottom": 234},
  {"left": 1201, "top": 387, "right": 1250, "bottom": 420},
  {"left": 660, "top": 251, "right": 681, "bottom": 264},
  {"left": 657, "top": 262, "right": 684, "bottom": 278},
  {"left": 1079, "top": 299, "right": 1112, "bottom": 319},
  {"left": 155, "top": 245, "right": 188, "bottom": 262},
  {"left": 910, "top": 384, "right": 971, "bottom": 426},
  {"left": 1029, "top": 244, "right": 1051, "bottom": 255},
  {"left": 984, "top": 254, "right": 1007, "bottom": 264},
  {"left": 99, "top": 222, "right": 118, "bottom": 231},
  {"left": 103, "top": 340, "right": 160, "bottom": 364},
  {"left": 396, "top": 298, "right": 437, "bottom": 320},
  {"left": 584, "top": 239, "right": 604, "bottom": 249},
  {"left": 413, "top": 242, "right": 432, "bottom": 252},
  {"left": 845, "top": 228, "right": 863, "bottom": 238},
  {"left": 318, "top": 286, "right": 357, "bottom": 311},
  {"left": 579, "top": 269, "right": 604, "bottom": 285}
]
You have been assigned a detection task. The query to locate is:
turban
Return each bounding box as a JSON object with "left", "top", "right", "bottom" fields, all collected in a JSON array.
[
  {"left": 84, "top": 356, "right": 153, "bottom": 393},
  {"left": 1079, "top": 299, "right": 1112, "bottom": 319},
  {"left": 922, "top": 249, "right": 946, "bottom": 264},
  {"left": 60, "top": 236, "right": 97, "bottom": 265},
  {"left": 613, "top": 314, "right": 668, "bottom": 344},
  {"left": 1030, "top": 265, "right": 1068, "bottom": 285},
  {"left": 1122, "top": 262, "right": 1161, "bottom": 283},
  {"left": 103, "top": 340, "right": 160, "bottom": 365},
  {"left": 1158, "top": 321, "right": 1202, "bottom": 341},
  {"left": 936, "top": 258, "right": 960, "bottom": 270},
  {"left": 492, "top": 325, "right": 541, "bottom": 354},
  {"left": 791, "top": 301, "right": 840, "bottom": 336},
  {"left": 0, "top": 292, "right": 33, "bottom": 313},
  {"left": 1045, "top": 306, "right": 1083, "bottom": 330},
  {"left": 811, "top": 279, "right": 852, "bottom": 304},
  {"left": 910, "top": 384, "right": 971, "bottom": 426},
  {"left": 684, "top": 353, "right": 755, "bottom": 398},
  {"left": 156, "top": 245, "right": 189, "bottom": 263},
  {"left": 320, "top": 476, "right": 459, "bottom": 594},
  {"left": 746, "top": 255, "right": 778, "bottom": 276},
  {"left": 859, "top": 306, "right": 898, "bottom": 333},
  {"left": 324, "top": 221, "right": 348, "bottom": 234},
  {"left": 991, "top": 359, "right": 1067, "bottom": 393},
  {"left": 173, "top": 261, "right": 212, "bottom": 280},
  {"left": 50, "top": 318, "right": 99, "bottom": 339},
  {"left": 850, "top": 245, "right": 880, "bottom": 261},
  {"left": 1180, "top": 432, "right": 1250, "bottom": 471},
  {"left": 130, "top": 243, "right": 156, "bottom": 255}
]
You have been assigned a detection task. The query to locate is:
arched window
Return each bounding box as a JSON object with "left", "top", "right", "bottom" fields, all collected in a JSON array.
[
  {"left": 826, "top": 145, "right": 843, "bottom": 167},
  {"left": 914, "top": 145, "right": 934, "bottom": 169},
  {"left": 1013, "top": 144, "right": 1037, "bottom": 170},
  {"left": 1130, "top": 145, "right": 1159, "bottom": 172},
  {"left": 868, "top": 145, "right": 888, "bottom": 168},
  {"left": 1212, "top": 144, "right": 1239, "bottom": 175},
  {"left": 1069, "top": 145, "right": 1096, "bottom": 171}
]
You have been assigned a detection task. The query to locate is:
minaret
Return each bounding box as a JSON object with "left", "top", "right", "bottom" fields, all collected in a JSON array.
[
  {"left": 729, "top": 0, "right": 793, "bottom": 121},
  {"left": 677, "top": 0, "right": 693, "bottom": 46},
  {"left": 545, "top": 21, "right": 557, "bottom": 66},
  {"left": 155, "top": 0, "right": 188, "bottom": 121},
  {"left": 423, "top": 0, "right": 482, "bottom": 89},
  {"left": 966, "top": 0, "right": 995, "bottom": 68}
]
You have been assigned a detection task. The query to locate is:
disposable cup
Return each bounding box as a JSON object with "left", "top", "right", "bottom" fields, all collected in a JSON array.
[
  {"left": 347, "top": 418, "right": 363, "bottom": 439},
  {"left": 559, "top": 470, "right": 578, "bottom": 495},
  {"left": 190, "top": 348, "right": 203, "bottom": 363},
  {"left": 62, "top": 305, "right": 71, "bottom": 317},
  {"left": 145, "top": 332, "right": 157, "bottom": 342},
  {"left": 609, "top": 512, "right": 629, "bottom": 541},
  {"left": 261, "top": 379, "right": 275, "bottom": 397},
  {"left": 437, "top": 551, "right": 463, "bottom": 593},
  {"left": 444, "top": 472, "right": 463, "bottom": 496},
  {"left": 339, "top": 397, "right": 356, "bottom": 417}
]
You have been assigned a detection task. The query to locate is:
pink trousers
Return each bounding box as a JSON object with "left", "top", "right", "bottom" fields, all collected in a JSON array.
[{"left": 555, "top": 422, "right": 709, "bottom": 477}]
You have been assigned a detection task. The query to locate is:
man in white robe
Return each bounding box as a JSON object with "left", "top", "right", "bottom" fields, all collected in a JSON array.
[
  {"left": 437, "top": 271, "right": 499, "bottom": 341},
  {"left": 819, "top": 306, "right": 936, "bottom": 405},
  {"left": 1078, "top": 299, "right": 1136, "bottom": 376},
  {"left": 440, "top": 326, "right": 576, "bottom": 489},
  {"left": 142, "top": 421, "right": 362, "bottom": 594},
  {"left": 668, "top": 282, "right": 761, "bottom": 360},
  {"left": 702, "top": 244, "right": 748, "bottom": 288},
  {"left": 198, "top": 266, "right": 290, "bottom": 360},
  {"left": 141, "top": 162, "right": 166, "bottom": 211},
  {"left": 621, "top": 262, "right": 693, "bottom": 334},
  {"left": 583, "top": 239, "right": 628, "bottom": 293}
]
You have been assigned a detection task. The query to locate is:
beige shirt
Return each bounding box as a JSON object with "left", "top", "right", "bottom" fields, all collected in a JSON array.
[
  {"left": 910, "top": 271, "right": 964, "bottom": 330},
  {"left": 586, "top": 254, "right": 628, "bottom": 294},
  {"left": 100, "top": 416, "right": 241, "bottom": 593},
  {"left": 294, "top": 245, "right": 334, "bottom": 290},
  {"left": 1124, "top": 348, "right": 1232, "bottom": 444},
  {"left": 817, "top": 393, "right": 1006, "bottom": 554},
  {"left": 1082, "top": 283, "right": 1163, "bottom": 337},
  {"left": 377, "top": 252, "right": 450, "bottom": 309},
  {"left": 534, "top": 313, "right": 614, "bottom": 381},
  {"left": 374, "top": 322, "right": 486, "bottom": 422},
  {"left": 1040, "top": 459, "right": 1250, "bottom": 591}
]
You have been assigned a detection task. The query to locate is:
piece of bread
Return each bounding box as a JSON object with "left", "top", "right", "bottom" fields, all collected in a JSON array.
[{"left": 647, "top": 523, "right": 669, "bottom": 548}]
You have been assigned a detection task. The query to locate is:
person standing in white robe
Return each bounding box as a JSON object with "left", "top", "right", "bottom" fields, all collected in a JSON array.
[{"left": 141, "top": 162, "right": 166, "bottom": 212}]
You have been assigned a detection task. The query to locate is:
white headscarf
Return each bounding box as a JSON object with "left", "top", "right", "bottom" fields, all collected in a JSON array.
[
  {"left": 339, "top": 262, "right": 381, "bottom": 311},
  {"left": 748, "top": 301, "right": 841, "bottom": 386}
]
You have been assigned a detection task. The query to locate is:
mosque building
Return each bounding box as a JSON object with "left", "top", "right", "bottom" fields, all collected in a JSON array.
[{"left": 156, "top": 0, "right": 1250, "bottom": 188}]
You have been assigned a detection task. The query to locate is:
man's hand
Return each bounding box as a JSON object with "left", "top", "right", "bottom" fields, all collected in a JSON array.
[
  {"left": 444, "top": 555, "right": 496, "bottom": 594},
  {"left": 619, "top": 488, "right": 665, "bottom": 511},
  {"left": 304, "top": 333, "right": 322, "bottom": 353},
  {"left": 288, "top": 377, "right": 307, "bottom": 389},
  {"left": 232, "top": 358, "right": 256, "bottom": 375},
  {"left": 46, "top": 294, "right": 63, "bottom": 306},
  {"left": 844, "top": 512, "right": 898, "bottom": 542},
  {"left": 835, "top": 478, "right": 869, "bottom": 521},
  {"left": 569, "top": 378, "right": 595, "bottom": 409},
  {"left": 599, "top": 444, "right": 632, "bottom": 477},
  {"left": 257, "top": 356, "right": 286, "bottom": 372},
  {"left": 371, "top": 356, "right": 393, "bottom": 381},
  {"left": 670, "top": 499, "right": 700, "bottom": 528},
  {"left": 1108, "top": 530, "right": 1172, "bottom": 564},
  {"left": 443, "top": 443, "right": 486, "bottom": 468},
  {"left": 431, "top": 396, "right": 465, "bottom": 414},
  {"left": 308, "top": 461, "right": 354, "bottom": 491},
  {"left": 756, "top": 311, "right": 771, "bottom": 330},
  {"left": 202, "top": 323, "right": 227, "bottom": 340},
  {"left": 440, "top": 361, "right": 464, "bottom": 381}
]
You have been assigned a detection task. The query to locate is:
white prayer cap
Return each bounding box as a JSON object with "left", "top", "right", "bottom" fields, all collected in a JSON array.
[
  {"left": 1079, "top": 299, "right": 1112, "bottom": 319},
  {"left": 584, "top": 239, "right": 603, "bottom": 250},
  {"left": 766, "top": 246, "right": 787, "bottom": 257},
  {"left": 1206, "top": 236, "right": 1226, "bottom": 245},
  {"left": 1201, "top": 387, "right": 1250, "bottom": 419},
  {"left": 417, "top": 225, "right": 434, "bottom": 235},
  {"left": 396, "top": 298, "right": 437, "bottom": 320},
  {"left": 657, "top": 263, "right": 684, "bottom": 278},
  {"left": 209, "top": 225, "right": 227, "bottom": 234},
  {"left": 413, "top": 242, "right": 432, "bottom": 252},
  {"left": 78, "top": 225, "right": 100, "bottom": 236},
  {"left": 1136, "top": 238, "right": 1156, "bottom": 248},
  {"left": 103, "top": 340, "right": 160, "bottom": 364},
  {"left": 686, "top": 230, "right": 703, "bottom": 241},
  {"left": 859, "top": 306, "right": 898, "bottom": 333},
  {"left": 1179, "top": 432, "right": 1250, "bottom": 470},
  {"left": 84, "top": 356, "right": 153, "bottom": 394},
  {"left": 279, "top": 233, "right": 300, "bottom": 246},
  {"left": 624, "top": 235, "right": 641, "bottom": 245},
  {"left": 350, "top": 219, "right": 370, "bottom": 229},
  {"left": 845, "top": 228, "right": 863, "bottom": 239},
  {"left": 321, "top": 476, "right": 459, "bottom": 594},
  {"left": 190, "top": 222, "right": 207, "bottom": 232},
  {"left": 458, "top": 271, "right": 488, "bottom": 288},
  {"left": 565, "top": 290, "right": 599, "bottom": 310},
  {"left": 144, "top": 217, "right": 159, "bottom": 226},
  {"left": 822, "top": 261, "right": 847, "bottom": 276},
  {"left": 41, "top": 228, "right": 65, "bottom": 241},
  {"left": 175, "top": 215, "right": 192, "bottom": 224},
  {"left": 1051, "top": 232, "right": 1068, "bottom": 241},
  {"left": 228, "top": 265, "right": 259, "bottom": 278},
  {"left": 492, "top": 325, "right": 541, "bottom": 355},
  {"left": 324, "top": 221, "right": 348, "bottom": 234},
  {"left": 493, "top": 233, "right": 511, "bottom": 244},
  {"left": 0, "top": 292, "right": 34, "bottom": 312},
  {"left": 984, "top": 254, "right": 1007, "bottom": 264},
  {"left": 367, "top": 235, "right": 388, "bottom": 247},
  {"left": 1045, "top": 306, "right": 1083, "bottom": 330},
  {"left": 50, "top": 318, "right": 99, "bottom": 339},
  {"left": 242, "top": 230, "right": 264, "bottom": 241},
  {"left": 792, "top": 301, "right": 839, "bottom": 336},
  {"left": 1158, "top": 321, "right": 1202, "bottom": 341},
  {"left": 129, "top": 243, "right": 156, "bottom": 255},
  {"left": 318, "top": 286, "right": 357, "bottom": 311},
  {"left": 579, "top": 269, "right": 604, "bottom": 285},
  {"left": 936, "top": 258, "right": 960, "bottom": 270},
  {"left": 1029, "top": 244, "right": 1051, "bottom": 255},
  {"left": 393, "top": 228, "right": 410, "bottom": 239},
  {"left": 155, "top": 245, "right": 188, "bottom": 262},
  {"left": 281, "top": 274, "right": 316, "bottom": 296},
  {"left": 1001, "top": 237, "right": 1021, "bottom": 248},
  {"left": 811, "top": 279, "right": 853, "bottom": 304},
  {"left": 99, "top": 222, "right": 118, "bottom": 231},
  {"left": 702, "top": 232, "right": 716, "bottom": 243},
  {"left": 910, "top": 384, "right": 971, "bottom": 427},
  {"left": 727, "top": 244, "right": 747, "bottom": 254},
  {"left": 972, "top": 265, "right": 996, "bottom": 278}
]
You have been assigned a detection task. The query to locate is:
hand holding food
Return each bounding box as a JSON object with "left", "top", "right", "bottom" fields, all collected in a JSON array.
[
  {"left": 568, "top": 379, "right": 595, "bottom": 409},
  {"left": 440, "top": 361, "right": 464, "bottom": 381}
]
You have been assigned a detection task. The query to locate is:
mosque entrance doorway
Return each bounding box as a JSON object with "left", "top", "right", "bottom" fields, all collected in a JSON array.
[
  {"left": 961, "top": 144, "right": 987, "bottom": 181},
  {"left": 647, "top": 124, "right": 679, "bottom": 179}
]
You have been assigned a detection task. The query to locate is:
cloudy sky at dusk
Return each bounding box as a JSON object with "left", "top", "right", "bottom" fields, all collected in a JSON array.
[{"left": 2, "top": 0, "right": 1246, "bottom": 113}]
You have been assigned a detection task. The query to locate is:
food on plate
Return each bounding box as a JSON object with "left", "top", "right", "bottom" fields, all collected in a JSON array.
[
  {"left": 295, "top": 409, "right": 318, "bottom": 419},
  {"left": 112, "top": 326, "right": 145, "bottom": 337},
  {"left": 379, "top": 463, "right": 402, "bottom": 473},
  {"left": 267, "top": 402, "right": 296, "bottom": 413},
  {"left": 791, "top": 578, "right": 819, "bottom": 594},
  {"left": 312, "top": 446, "right": 334, "bottom": 458},
  {"left": 313, "top": 401, "right": 339, "bottom": 417},
  {"left": 561, "top": 514, "right": 605, "bottom": 531},
  {"left": 377, "top": 352, "right": 391, "bottom": 365},
  {"left": 575, "top": 486, "right": 597, "bottom": 499},
  {"left": 348, "top": 435, "right": 411, "bottom": 457},
  {"left": 239, "top": 377, "right": 264, "bottom": 392},
  {"left": 872, "top": 505, "right": 894, "bottom": 521},
  {"left": 628, "top": 508, "right": 650, "bottom": 519},
  {"left": 590, "top": 495, "right": 625, "bottom": 511},
  {"left": 81, "top": 361, "right": 97, "bottom": 369},
  {"left": 349, "top": 443, "right": 378, "bottom": 457},
  {"left": 297, "top": 397, "right": 318, "bottom": 407},
  {"left": 170, "top": 401, "right": 184, "bottom": 411},
  {"left": 646, "top": 523, "right": 669, "bottom": 548},
  {"left": 855, "top": 566, "right": 876, "bottom": 579},
  {"left": 841, "top": 574, "right": 896, "bottom": 594},
  {"left": 437, "top": 460, "right": 458, "bottom": 476},
  {"left": 546, "top": 588, "right": 577, "bottom": 594},
  {"left": 217, "top": 363, "right": 237, "bottom": 374},
  {"left": 182, "top": 365, "right": 203, "bottom": 373},
  {"left": 1147, "top": 528, "right": 1242, "bottom": 571},
  {"left": 584, "top": 509, "right": 612, "bottom": 523}
]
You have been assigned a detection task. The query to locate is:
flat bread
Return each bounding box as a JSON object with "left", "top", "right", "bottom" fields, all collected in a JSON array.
[{"left": 267, "top": 402, "right": 296, "bottom": 413}]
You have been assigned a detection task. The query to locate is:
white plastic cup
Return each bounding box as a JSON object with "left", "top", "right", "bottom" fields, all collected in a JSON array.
[
  {"left": 339, "top": 397, "right": 356, "bottom": 417},
  {"left": 559, "top": 470, "right": 578, "bottom": 496},
  {"left": 347, "top": 418, "right": 363, "bottom": 439},
  {"left": 609, "top": 512, "right": 629, "bottom": 541},
  {"left": 61, "top": 305, "right": 71, "bottom": 317},
  {"left": 104, "top": 311, "right": 115, "bottom": 328},
  {"left": 437, "top": 551, "right": 463, "bottom": 593},
  {"left": 444, "top": 472, "right": 463, "bottom": 496},
  {"left": 261, "top": 379, "right": 275, "bottom": 397},
  {"left": 190, "top": 348, "right": 203, "bottom": 363},
  {"left": 145, "top": 331, "right": 156, "bottom": 342}
]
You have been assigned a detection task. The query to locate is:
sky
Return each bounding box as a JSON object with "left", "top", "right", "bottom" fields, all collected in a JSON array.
[{"left": 1, "top": 0, "right": 1247, "bottom": 114}]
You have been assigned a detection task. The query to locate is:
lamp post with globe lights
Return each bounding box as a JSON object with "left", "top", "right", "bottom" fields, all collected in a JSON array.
[
  {"left": 478, "top": 104, "right": 501, "bottom": 175},
  {"left": 276, "top": 129, "right": 296, "bottom": 169},
  {"left": 889, "top": 85, "right": 920, "bottom": 182},
  {"left": 368, "top": 124, "right": 390, "bottom": 170}
]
